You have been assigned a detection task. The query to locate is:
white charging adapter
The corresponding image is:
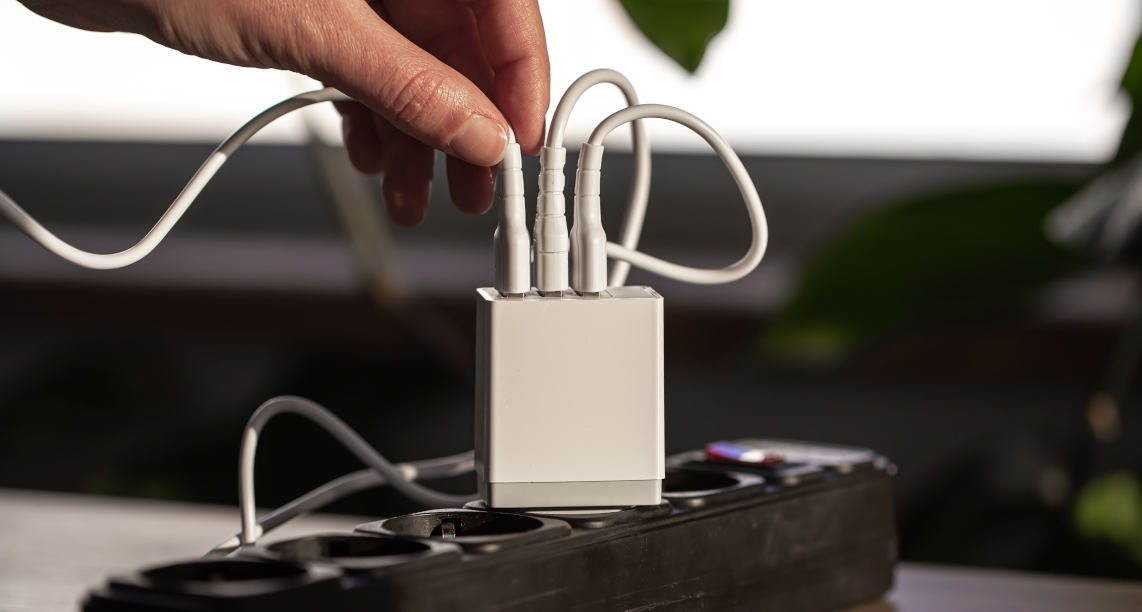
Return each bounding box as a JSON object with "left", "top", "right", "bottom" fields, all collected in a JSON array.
[
  {"left": 481, "top": 132, "right": 662, "bottom": 506},
  {"left": 480, "top": 126, "right": 662, "bottom": 508},
  {"left": 475, "top": 286, "right": 664, "bottom": 508}
]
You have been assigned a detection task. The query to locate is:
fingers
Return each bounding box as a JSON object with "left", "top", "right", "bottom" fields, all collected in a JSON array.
[
  {"left": 379, "top": 0, "right": 498, "bottom": 216},
  {"left": 321, "top": 0, "right": 549, "bottom": 223},
  {"left": 307, "top": 1, "right": 509, "bottom": 167},
  {"left": 335, "top": 101, "right": 384, "bottom": 175},
  {"left": 33, "top": 0, "right": 546, "bottom": 228},
  {"left": 18, "top": 0, "right": 122, "bottom": 32},
  {"left": 446, "top": 157, "right": 496, "bottom": 216},
  {"left": 381, "top": 132, "right": 435, "bottom": 227},
  {"left": 335, "top": 100, "right": 434, "bottom": 226},
  {"left": 461, "top": 0, "right": 550, "bottom": 154}
]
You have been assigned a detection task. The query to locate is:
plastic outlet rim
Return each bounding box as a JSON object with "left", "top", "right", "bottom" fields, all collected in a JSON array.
[
  {"left": 358, "top": 509, "right": 571, "bottom": 554},
  {"left": 249, "top": 532, "right": 461, "bottom": 575},
  {"left": 112, "top": 557, "right": 339, "bottom": 600},
  {"left": 660, "top": 467, "right": 766, "bottom": 509},
  {"left": 465, "top": 498, "right": 674, "bottom": 529}
]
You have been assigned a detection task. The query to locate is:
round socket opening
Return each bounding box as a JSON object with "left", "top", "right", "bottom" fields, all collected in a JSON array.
[
  {"left": 383, "top": 511, "right": 544, "bottom": 538},
  {"left": 361, "top": 509, "right": 571, "bottom": 553},
  {"left": 265, "top": 534, "right": 431, "bottom": 562},
  {"left": 143, "top": 559, "right": 305, "bottom": 584},
  {"left": 663, "top": 468, "right": 741, "bottom": 494}
]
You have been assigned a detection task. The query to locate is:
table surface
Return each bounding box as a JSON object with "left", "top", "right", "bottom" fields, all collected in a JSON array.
[{"left": 2, "top": 488, "right": 1141, "bottom": 612}]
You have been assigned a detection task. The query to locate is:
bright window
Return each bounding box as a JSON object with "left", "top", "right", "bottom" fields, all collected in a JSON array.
[{"left": 0, "top": 0, "right": 1136, "bottom": 161}]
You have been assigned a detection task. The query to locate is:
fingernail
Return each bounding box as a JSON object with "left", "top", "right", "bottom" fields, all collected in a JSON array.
[
  {"left": 449, "top": 115, "right": 507, "bottom": 166},
  {"left": 385, "top": 184, "right": 430, "bottom": 227}
]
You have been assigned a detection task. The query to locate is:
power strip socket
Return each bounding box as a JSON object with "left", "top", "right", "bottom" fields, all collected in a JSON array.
[
  {"left": 474, "top": 286, "right": 664, "bottom": 509},
  {"left": 82, "top": 441, "right": 898, "bottom": 612}
]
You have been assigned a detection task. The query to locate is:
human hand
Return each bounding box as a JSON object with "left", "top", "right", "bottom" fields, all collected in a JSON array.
[{"left": 20, "top": 0, "right": 550, "bottom": 226}]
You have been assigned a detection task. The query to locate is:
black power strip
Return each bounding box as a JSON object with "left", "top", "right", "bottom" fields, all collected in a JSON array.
[{"left": 84, "top": 440, "right": 897, "bottom": 611}]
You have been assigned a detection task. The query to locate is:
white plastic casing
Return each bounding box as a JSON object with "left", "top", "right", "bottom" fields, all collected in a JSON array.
[
  {"left": 493, "top": 142, "right": 530, "bottom": 295},
  {"left": 475, "top": 286, "right": 664, "bottom": 508}
]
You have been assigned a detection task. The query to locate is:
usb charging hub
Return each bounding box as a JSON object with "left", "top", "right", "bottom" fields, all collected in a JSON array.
[{"left": 475, "top": 286, "right": 664, "bottom": 508}]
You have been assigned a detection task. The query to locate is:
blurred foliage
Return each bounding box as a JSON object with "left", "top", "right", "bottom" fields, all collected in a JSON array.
[
  {"left": 1113, "top": 35, "right": 1142, "bottom": 165},
  {"left": 618, "top": 0, "right": 729, "bottom": 73},
  {"left": 765, "top": 28, "right": 1142, "bottom": 362},
  {"left": 765, "top": 182, "right": 1082, "bottom": 361},
  {"left": 1074, "top": 471, "right": 1142, "bottom": 565},
  {"left": 763, "top": 24, "right": 1142, "bottom": 577}
]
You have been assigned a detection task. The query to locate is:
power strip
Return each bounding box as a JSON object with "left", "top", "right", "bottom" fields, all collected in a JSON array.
[{"left": 83, "top": 440, "right": 897, "bottom": 612}]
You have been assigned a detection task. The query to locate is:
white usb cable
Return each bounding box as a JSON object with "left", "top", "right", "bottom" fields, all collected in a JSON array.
[
  {"left": 538, "top": 69, "right": 651, "bottom": 292},
  {"left": 571, "top": 104, "right": 769, "bottom": 292},
  {"left": 0, "top": 88, "right": 349, "bottom": 269},
  {"left": 237, "top": 396, "right": 475, "bottom": 546},
  {"left": 208, "top": 449, "right": 473, "bottom": 556},
  {"left": 0, "top": 85, "right": 534, "bottom": 298},
  {"left": 0, "top": 80, "right": 766, "bottom": 291},
  {"left": 493, "top": 130, "right": 530, "bottom": 296}
]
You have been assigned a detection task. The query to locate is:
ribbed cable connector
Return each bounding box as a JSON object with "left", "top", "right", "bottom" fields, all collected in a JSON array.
[
  {"left": 570, "top": 142, "right": 607, "bottom": 294},
  {"left": 494, "top": 141, "right": 530, "bottom": 296},
  {"left": 534, "top": 146, "right": 570, "bottom": 294}
]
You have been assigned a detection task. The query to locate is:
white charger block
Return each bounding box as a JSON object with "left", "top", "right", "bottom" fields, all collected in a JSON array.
[{"left": 475, "top": 286, "right": 664, "bottom": 509}]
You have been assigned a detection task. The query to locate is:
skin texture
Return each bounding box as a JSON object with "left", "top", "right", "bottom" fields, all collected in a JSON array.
[{"left": 19, "top": 0, "right": 550, "bottom": 226}]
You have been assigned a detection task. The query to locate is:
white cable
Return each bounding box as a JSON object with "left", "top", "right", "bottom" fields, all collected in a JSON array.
[
  {"left": 207, "top": 450, "right": 473, "bottom": 556},
  {"left": 0, "top": 88, "right": 349, "bottom": 270},
  {"left": 493, "top": 129, "right": 530, "bottom": 295},
  {"left": 570, "top": 140, "right": 608, "bottom": 293},
  {"left": 572, "top": 104, "right": 768, "bottom": 291},
  {"left": 539, "top": 69, "right": 651, "bottom": 291},
  {"left": 238, "top": 395, "right": 476, "bottom": 546}
]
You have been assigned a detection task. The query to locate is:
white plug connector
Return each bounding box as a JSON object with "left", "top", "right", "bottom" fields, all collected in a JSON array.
[
  {"left": 534, "top": 146, "right": 570, "bottom": 293},
  {"left": 475, "top": 286, "right": 664, "bottom": 509},
  {"left": 493, "top": 138, "right": 530, "bottom": 296},
  {"left": 569, "top": 142, "right": 608, "bottom": 293},
  {"left": 540, "top": 68, "right": 651, "bottom": 293}
]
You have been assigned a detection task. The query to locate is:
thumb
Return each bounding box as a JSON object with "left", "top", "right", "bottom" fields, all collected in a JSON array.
[{"left": 302, "top": 5, "right": 510, "bottom": 167}]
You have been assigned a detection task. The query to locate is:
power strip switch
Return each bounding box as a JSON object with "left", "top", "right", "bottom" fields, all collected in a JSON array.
[{"left": 475, "top": 286, "right": 664, "bottom": 509}]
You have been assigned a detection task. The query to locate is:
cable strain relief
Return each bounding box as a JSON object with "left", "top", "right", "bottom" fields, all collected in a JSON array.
[
  {"left": 570, "top": 139, "right": 607, "bottom": 292},
  {"left": 540, "top": 170, "right": 566, "bottom": 198},
  {"left": 574, "top": 143, "right": 604, "bottom": 200},
  {"left": 494, "top": 142, "right": 530, "bottom": 295},
  {"left": 534, "top": 145, "right": 569, "bottom": 292},
  {"left": 535, "top": 250, "right": 569, "bottom": 293},
  {"left": 538, "top": 147, "right": 567, "bottom": 216},
  {"left": 578, "top": 141, "right": 605, "bottom": 172},
  {"left": 540, "top": 146, "right": 567, "bottom": 173},
  {"left": 574, "top": 168, "right": 601, "bottom": 200},
  {"left": 502, "top": 141, "right": 523, "bottom": 172}
]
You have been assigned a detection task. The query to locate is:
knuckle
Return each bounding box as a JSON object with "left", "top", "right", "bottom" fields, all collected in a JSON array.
[{"left": 385, "top": 66, "right": 449, "bottom": 133}]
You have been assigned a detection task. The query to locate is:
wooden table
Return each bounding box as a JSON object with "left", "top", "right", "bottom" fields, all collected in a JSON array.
[
  {"left": 2, "top": 488, "right": 1140, "bottom": 611},
  {"left": 846, "top": 564, "right": 1142, "bottom": 612}
]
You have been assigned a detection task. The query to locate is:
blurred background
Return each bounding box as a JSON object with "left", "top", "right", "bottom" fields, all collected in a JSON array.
[{"left": 2, "top": 0, "right": 1142, "bottom": 581}]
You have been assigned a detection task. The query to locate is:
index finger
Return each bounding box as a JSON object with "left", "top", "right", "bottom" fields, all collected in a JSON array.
[{"left": 460, "top": 0, "right": 550, "bottom": 155}]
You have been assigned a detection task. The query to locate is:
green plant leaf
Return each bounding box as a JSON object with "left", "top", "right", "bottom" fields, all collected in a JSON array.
[
  {"left": 618, "top": 0, "right": 730, "bottom": 74},
  {"left": 1074, "top": 471, "right": 1142, "bottom": 565},
  {"left": 1113, "top": 34, "right": 1142, "bottom": 164},
  {"left": 764, "top": 181, "right": 1083, "bottom": 363}
]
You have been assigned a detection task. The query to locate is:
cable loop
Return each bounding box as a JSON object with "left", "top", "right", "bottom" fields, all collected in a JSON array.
[{"left": 579, "top": 104, "right": 768, "bottom": 285}]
